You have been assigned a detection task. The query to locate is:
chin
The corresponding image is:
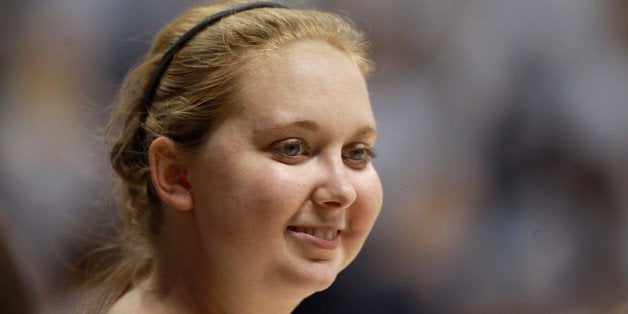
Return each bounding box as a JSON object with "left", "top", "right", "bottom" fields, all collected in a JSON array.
[
  {"left": 278, "top": 259, "right": 342, "bottom": 296},
  {"left": 309, "top": 271, "right": 338, "bottom": 293},
  {"left": 303, "top": 261, "right": 346, "bottom": 294}
]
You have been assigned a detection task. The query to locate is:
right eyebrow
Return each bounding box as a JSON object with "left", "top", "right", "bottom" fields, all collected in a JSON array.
[{"left": 254, "top": 120, "right": 319, "bottom": 135}]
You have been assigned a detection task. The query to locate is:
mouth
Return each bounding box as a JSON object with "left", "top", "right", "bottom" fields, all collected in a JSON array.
[{"left": 287, "top": 226, "right": 341, "bottom": 241}]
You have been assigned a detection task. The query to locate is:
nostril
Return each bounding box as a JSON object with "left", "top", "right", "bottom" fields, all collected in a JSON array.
[{"left": 324, "top": 201, "right": 343, "bottom": 208}]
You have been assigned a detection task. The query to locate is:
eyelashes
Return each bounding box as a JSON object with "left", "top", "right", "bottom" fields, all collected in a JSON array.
[
  {"left": 270, "top": 138, "right": 376, "bottom": 169},
  {"left": 274, "top": 138, "right": 307, "bottom": 158},
  {"left": 342, "top": 146, "right": 378, "bottom": 161}
]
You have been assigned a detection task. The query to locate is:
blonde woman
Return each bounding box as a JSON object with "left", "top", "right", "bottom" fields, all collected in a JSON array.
[{"left": 75, "top": 1, "right": 382, "bottom": 312}]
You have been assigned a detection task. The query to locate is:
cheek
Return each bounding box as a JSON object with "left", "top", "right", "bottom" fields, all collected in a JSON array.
[
  {"left": 352, "top": 170, "right": 383, "bottom": 229},
  {"left": 196, "top": 159, "right": 306, "bottom": 240},
  {"left": 237, "top": 164, "right": 306, "bottom": 213},
  {"left": 342, "top": 171, "right": 382, "bottom": 264}
]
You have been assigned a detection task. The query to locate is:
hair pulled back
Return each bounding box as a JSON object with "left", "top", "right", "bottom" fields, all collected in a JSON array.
[{"left": 77, "top": 0, "right": 371, "bottom": 310}]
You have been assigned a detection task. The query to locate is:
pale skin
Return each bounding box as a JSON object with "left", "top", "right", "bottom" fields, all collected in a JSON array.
[{"left": 109, "top": 40, "right": 383, "bottom": 313}]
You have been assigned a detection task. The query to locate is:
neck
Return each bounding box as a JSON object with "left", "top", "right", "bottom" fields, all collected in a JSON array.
[{"left": 145, "top": 207, "right": 303, "bottom": 313}]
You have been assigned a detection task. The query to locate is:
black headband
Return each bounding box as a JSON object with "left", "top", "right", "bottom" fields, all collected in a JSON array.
[{"left": 140, "top": 2, "right": 289, "bottom": 117}]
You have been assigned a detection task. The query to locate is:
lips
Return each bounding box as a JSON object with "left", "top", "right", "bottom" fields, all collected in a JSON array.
[{"left": 287, "top": 226, "right": 341, "bottom": 241}]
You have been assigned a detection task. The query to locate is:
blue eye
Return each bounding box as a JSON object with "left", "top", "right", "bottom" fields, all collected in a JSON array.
[
  {"left": 273, "top": 138, "right": 307, "bottom": 159},
  {"left": 347, "top": 148, "right": 367, "bottom": 160},
  {"left": 282, "top": 142, "right": 302, "bottom": 156},
  {"left": 342, "top": 145, "right": 377, "bottom": 169}
]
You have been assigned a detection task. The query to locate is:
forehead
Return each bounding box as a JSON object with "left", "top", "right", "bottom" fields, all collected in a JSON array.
[{"left": 235, "top": 40, "right": 375, "bottom": 127}]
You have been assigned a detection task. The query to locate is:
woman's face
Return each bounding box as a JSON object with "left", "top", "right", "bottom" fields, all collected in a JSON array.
[{"left": 186, "top": 40, "right": 382, "bottom": 296}]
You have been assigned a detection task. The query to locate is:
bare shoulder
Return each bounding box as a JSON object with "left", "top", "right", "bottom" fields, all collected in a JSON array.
[
  {"left": 107, "top": 287, "right": 143, "bottom": 313},
  {"left": 108, "top": 286, "right": 177, "bottom": 314}
]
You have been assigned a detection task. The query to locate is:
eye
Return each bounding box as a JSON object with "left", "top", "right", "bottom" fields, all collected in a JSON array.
[
  {"left": 281, "top": 142, "right": 302, "bottom": 157},
  {"left": 347, "top": 148, "right": 367, "bottom": 160},
  {"left": 271, "top": 138, "right": 309, "bottom": 163},
  {"left": 342, "top": 144, "right": 377, "bottom": 169}
]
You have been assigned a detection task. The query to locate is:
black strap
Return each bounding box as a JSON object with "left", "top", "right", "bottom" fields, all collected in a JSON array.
[{"left": 140, "top": 2, "right": 288, "bottom": 117}]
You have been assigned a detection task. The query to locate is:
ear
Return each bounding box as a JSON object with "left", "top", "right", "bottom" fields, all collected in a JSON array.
[{"left": 149, "top": 136, "right": 194, "bottom": 211}]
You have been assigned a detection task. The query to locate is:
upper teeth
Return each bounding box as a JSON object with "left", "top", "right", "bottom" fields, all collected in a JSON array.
[{"left": 293, "top": 227, "right": 338, "bottom": 240}]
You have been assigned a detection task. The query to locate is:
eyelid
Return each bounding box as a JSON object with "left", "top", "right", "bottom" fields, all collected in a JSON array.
[
  {"left": 344, "top": 146, "right": 377, "bottom": 158},
  {"left": 269, "top": 138, "right": 309, "bottom": 161},
  {"left": 277, "top": 138, "right": 306, "bottom": 147},
  {"left": 342, "top": 143, "right": 377, "bottom": 169},
  {"left": 346, "top": 142, "right": 376, "bottom": 155}
]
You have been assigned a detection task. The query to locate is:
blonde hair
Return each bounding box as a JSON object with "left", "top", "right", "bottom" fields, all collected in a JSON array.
[{"left": 75, "top": 0, "right": 371, "bottom": 311}]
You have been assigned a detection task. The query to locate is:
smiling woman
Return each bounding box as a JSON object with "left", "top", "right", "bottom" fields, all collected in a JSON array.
[{"left": 71, "top": 0, "right": 381, "bottom": 313}]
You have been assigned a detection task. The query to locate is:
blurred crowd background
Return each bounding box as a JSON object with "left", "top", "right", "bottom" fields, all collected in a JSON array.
[{"left": 1, "top": 0, "right": 626, "bottom": 313}]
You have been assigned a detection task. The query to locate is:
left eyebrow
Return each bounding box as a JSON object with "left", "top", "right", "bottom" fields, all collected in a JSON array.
[{"left": 353, "top": 126, "right": 378, "bottom": 139}]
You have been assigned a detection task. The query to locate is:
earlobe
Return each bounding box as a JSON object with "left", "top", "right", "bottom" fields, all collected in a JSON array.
[{"left": 149, "top": 136, "right": 194, "bottom": 211}]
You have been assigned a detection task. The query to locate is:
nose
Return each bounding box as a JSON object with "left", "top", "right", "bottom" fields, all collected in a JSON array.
[{"left": 311, "top": 157, "right": 357, "bottom": 210}]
